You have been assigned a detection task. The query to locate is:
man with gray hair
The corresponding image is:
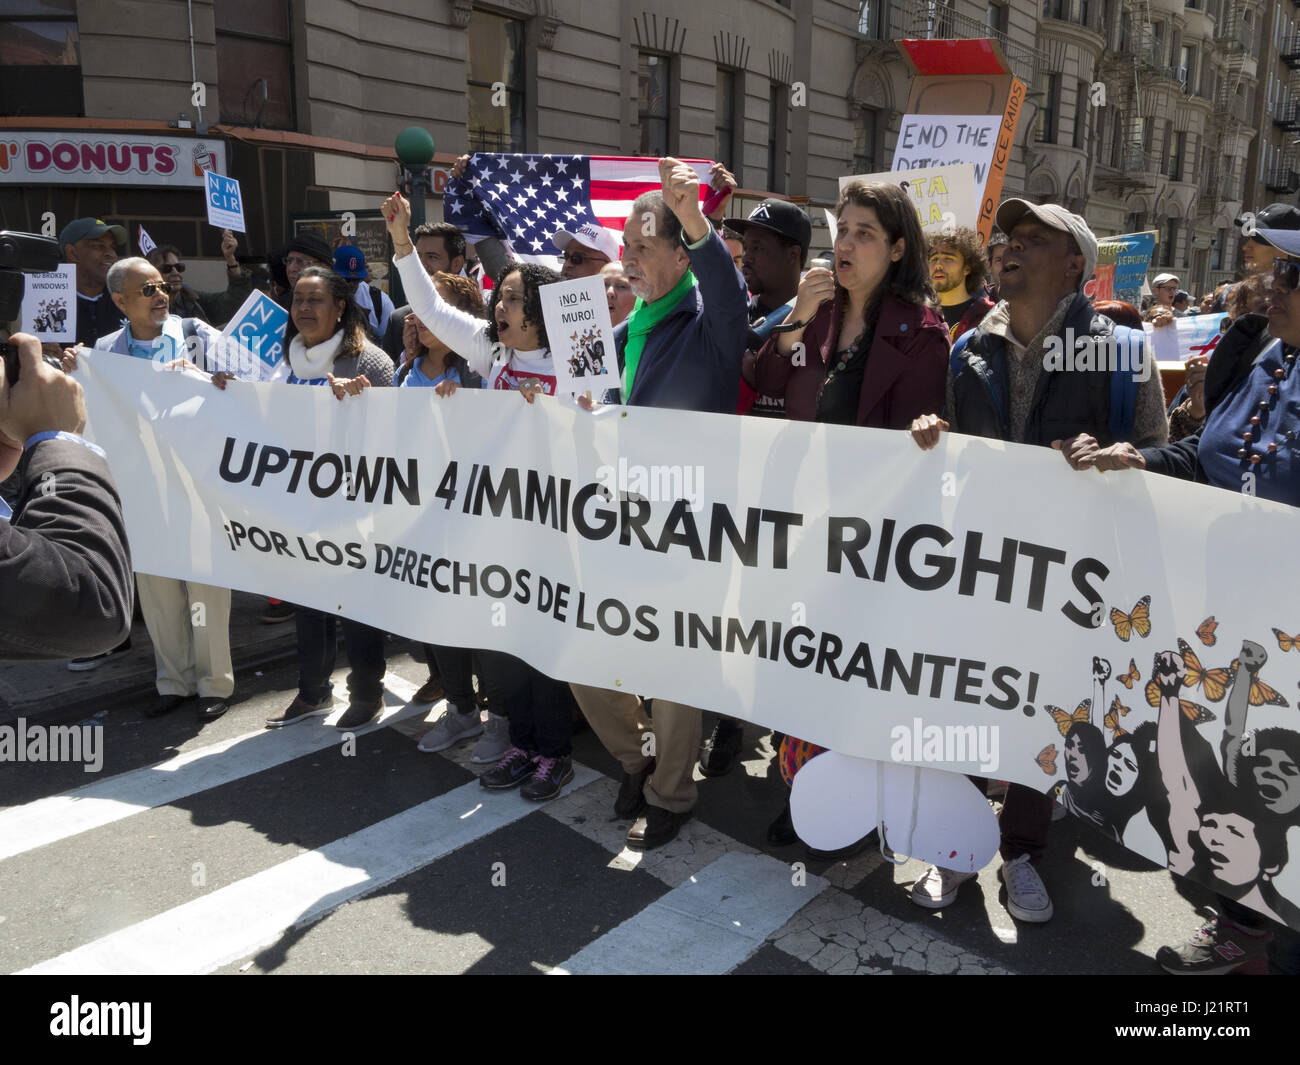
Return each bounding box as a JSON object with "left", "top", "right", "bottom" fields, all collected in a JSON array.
[
  {"left": 569, "top": 157, "right": 748, "bottom": 851},
  {"left": 907, "top": 198, "right": 1169, "bottom": 924},
  {"left": 65, "top": 256, "right": 237, "bottom": 721}
]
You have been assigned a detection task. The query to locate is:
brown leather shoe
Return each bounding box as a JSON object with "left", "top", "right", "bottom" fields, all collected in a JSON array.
[
  {"left": 614, "top": 758, "right": 654, "bottom": 819},
  {"left": 412, "top": 678, "right": 444, "bottom": 704},
  {"left": 626, "top": 804, "right": 690, "bottom": 851}
]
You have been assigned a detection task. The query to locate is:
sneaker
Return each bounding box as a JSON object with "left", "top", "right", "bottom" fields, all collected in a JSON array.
[
  {"left": 411, "top": 677, "right": 445, "bottom": 704},
  {"left": 335, "top": 699, "right": 383, "bottom": 730},
  {"left": 999, "top": 854, "right": 1054, "bottom": 923},
  {"left": 520, "top": 755, "right": 574, "bottom": 801},
  {"left": 259, "top": 601, "right": 295, "bottom": 624},
  {"left": 266, "top": 695, "right": 331, "bottom": 729},
  {"left": 1156, "top": 916, "right": 1272, "bottom": 975},
  {"left": 698, "top": 717, "right": 744, "bottom": 777},
  {"left": 471, "top": 714, "right": 512, "bottom": 764},
  {"left": 68, "top": 638, "right": 132, "bottom": 671},
  {"left": 910, "top": 865, "right": 977, "bottom": 909},
  {"left": 479, "top": 746, "right": 536, "bottom": 790},
  {"left": 417, "top": 708, "right": 484, "bottom": 752}
]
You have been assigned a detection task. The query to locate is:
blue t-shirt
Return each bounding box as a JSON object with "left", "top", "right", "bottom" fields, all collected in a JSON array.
[
  {"left": 399, "top": 358, "right": 476, "bottom": 390},
  {"left": 1199, "top": 338, "right": 1300, "bottom": 507}
]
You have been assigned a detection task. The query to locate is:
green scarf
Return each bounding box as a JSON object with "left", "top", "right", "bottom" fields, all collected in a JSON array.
[{"left": 622, "top": 269, "right": 696, "bottom": 398}]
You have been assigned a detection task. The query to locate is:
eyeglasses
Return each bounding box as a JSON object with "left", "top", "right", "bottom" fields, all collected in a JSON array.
[
  {"left": 135, "top": 282, "right": 169, "bottom": 298},
  {"left": 161, "top": 261, "right": 186, "bottom": 274},
  {"left": 1273, "top": 257, "right": 1300, "bottom": 292},
  {"left": 559, "top": 250, "right": 607, "bottom": 266}
]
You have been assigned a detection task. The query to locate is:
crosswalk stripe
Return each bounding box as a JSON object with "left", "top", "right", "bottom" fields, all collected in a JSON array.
[
  {"left": 21, "top": 764, "right": 602, "bottom": 974},
  {"left": 0, "top": 676, "right": 427, "bottom": 863},
  {"left": 550, "top": 851, "right": 829, "bottom": 974}
]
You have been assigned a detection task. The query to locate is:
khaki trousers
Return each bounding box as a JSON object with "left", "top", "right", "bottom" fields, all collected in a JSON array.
[
  {"left": 136, "top": 574, "right": 234, "bottom": 698},
  {"left": 569, "top": 682, "right": 702, "bottom": 813}
]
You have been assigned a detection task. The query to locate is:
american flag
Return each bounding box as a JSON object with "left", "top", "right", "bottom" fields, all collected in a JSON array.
[{"left": 443, "top": 153, "right": 715, "bottom": 264}]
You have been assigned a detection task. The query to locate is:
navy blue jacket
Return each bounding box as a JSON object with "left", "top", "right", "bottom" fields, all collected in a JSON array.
[{"left": 618, "top": 227, "right": 748, "bottom": 413}]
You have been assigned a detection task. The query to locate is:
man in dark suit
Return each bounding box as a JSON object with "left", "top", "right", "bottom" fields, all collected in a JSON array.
[{"left": 0, "top": 334, "right": 132, "bottom": 659}]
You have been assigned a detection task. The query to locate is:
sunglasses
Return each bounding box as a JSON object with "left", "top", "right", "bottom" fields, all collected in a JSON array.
[
  {"left": 161, "top": 261, "right": 186, "bottom": 274},
  {"left": 560, "top": 250, "right": 606, "bottom": 266},
  {"left": 1273, "top": 257, "right": 1300, "bottom": 292},
  {"left": 136, "top": 282, "right": 170, "bottom": 298}
]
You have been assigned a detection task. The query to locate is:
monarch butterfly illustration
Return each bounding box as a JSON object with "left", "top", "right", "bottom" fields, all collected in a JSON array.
[
  {"left": 1117, "top": 659, "right": 1140, "bottom": 689},
  {"left": 1111, "top": 596, "right": 1151, "bottom": 642},
  {"left": 1046, "top": 699, "right": 1091, "bottom": 737},
  {"left": 1177, "top": 638, "right": 1232, "bottom": 702},
  {"left": 1228, "top": 658, "right": 1291, "bottom": 707},
  {"left": 1105, "top": 695, "right": 1131, "bottom": 737},
  {"left": 1035, "top": 744, "right": 1058, "bottom": 775},
  {"left": 1273, "top": 628, "right": 1300, "bottom": 653},
  {"left": 1196, "top": 616, "right": 1219, "bottom": 646}
]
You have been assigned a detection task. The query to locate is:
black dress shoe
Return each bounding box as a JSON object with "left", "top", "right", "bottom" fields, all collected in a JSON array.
[
  {"left": 626, "top": 803, "right": 690, "bottom": 851},
  {"left": 196, "top": 697, "right": 230, "bottom": 721},
  {"left": 614, "top": 758, "right": 654, "bottom": 819},
  {"left": 144, "top": 694, "right": 190, "bottom": 718},
  {"left": 766, "top": 797, "right": 797, "bottom": 846},
  {"left": 698, "top": 717, "right": 744, "bottom": 777}
]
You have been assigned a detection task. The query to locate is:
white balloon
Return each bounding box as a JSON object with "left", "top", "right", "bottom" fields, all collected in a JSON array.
[{"left": 790, "top": 753, "right": 1001, "bottom": 871}]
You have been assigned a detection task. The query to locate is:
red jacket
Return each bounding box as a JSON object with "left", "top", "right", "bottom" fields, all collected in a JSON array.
[{"left": 752, "top": 290, "right": 950, "bottom": 426}]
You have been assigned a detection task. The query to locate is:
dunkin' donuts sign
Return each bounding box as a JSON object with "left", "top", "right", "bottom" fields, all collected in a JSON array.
[{"left": 0, "top": 133, "right": 227, "bottom": 187}]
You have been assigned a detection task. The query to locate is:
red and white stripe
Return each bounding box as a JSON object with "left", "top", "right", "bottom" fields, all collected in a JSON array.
[{"left": 588, "top": 157, "right": 714, "bottom": 233}]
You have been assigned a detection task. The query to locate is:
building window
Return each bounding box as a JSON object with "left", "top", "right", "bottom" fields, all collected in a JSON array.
[
  {"left": 1035, "top": 74, "right": 1059, "bottom": 144},
  {"left": 638, "top": 53, "right": 674, "bottom": 157},
  {"left": 0, "top": 0, "right": 82, "bottom": 116},
  {"left": 988, "top": 2, "right": 1008, "bottom": 33},
  {"left": 1164, "top": 217, "right": 1179, "bottom": 264},
  {"left": 768, "top": 82, "right": 789, "bottom": 193},
  {"left": 214, "top": 0, "right": 295, "bottom": 129},
  {"left": 1166, "top": 129, "right": 1185, "bottom": 181},
  {"left": 853, "top": 108, "right": 879, "bottom": 173},
  {"left": 467, "top": 9, "right": 526, "bottom": 152},
  {"left": 858, "top": 0, "right": 883, "bottom": 38},
  {"left": 1180, "top": 45, "right": 1194, "bottom": 88},
  {"left": 1041, "top": 0, "right": 1064, "bottom": 19},
  {"left": 715, "top": 68, "right": 741, "bottom": 173},
  {"left": 1073, "top": 81, "right": 1089, "bottom": 148}
]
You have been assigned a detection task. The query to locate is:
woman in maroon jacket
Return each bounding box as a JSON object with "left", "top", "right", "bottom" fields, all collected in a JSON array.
[
  {"left": 753, "top": 180, "right": 950, "bottom": 849},
  {"left": 753, "top": 180, "right": 948, "bottom": 427}
]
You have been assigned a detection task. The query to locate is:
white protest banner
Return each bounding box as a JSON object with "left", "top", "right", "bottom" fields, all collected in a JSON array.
[
  {"left": 76, "top": 357, "right": 1300, "bottom": 928},
  {"left": 1144, "top": 313, "right": 1230, "bottom": 364},
  {"left": 138, "top": 225, "right": 157, "bottom": 257},
  {"left": 539, "top": 275, "right": 617, "bottom": 394},
  {"left": 216, "top": 290, "right": 289, "bottom": 380},
  {"left": 891, "top": 115, "right": 1002, "bottom": 187},
  {"left": 18, "top": 264, "right": 76, "bottom": 343},
  {"left": 205, "top": 170, "right": 246, "bottom": 233},
  {"left": 840, "top": 163, "right": 980, "bottom": 234}
]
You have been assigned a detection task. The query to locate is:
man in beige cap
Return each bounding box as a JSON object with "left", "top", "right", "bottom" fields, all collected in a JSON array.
[
  {"left": 907, "top": 198, "right": 1169, "bottom": 925},
  {"left": 1146, "top": 271, "right": 1180, "bottom": 323}
]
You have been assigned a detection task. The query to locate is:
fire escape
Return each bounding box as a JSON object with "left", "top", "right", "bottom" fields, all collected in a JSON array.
[
  {"left": 1211, "top": 1, "right": 1259, "bottom": 209},
  {"left": 1271, "top": 18, "right": 1300, "bottom": 194},
  {"left": 1095, "top": 0, "right": 1160, "bottom": 199}
]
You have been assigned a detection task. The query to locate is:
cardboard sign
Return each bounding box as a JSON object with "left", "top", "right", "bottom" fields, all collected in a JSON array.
[
  {"left": 19, "top": 264, "right": 77, "bottom": 343},
  {"left": 1144, "top": 313, "right": 1230, "bottom": 364},
  {"left": 216, "top": 290, "right": 288, "bottom": 380},
  {"left": 892, "top": 115, "right": 1002, "bottom": 186},
  {"left": 1087, "top": 231, "right": 1158, "bottom": 305},
  {"left": 205, "top": 170, "right": 246, "bottom": 233},
  {"left": 0, "top": 133, "right": 226, "bottom": 187},
  {"left": 538, "top": 275, "right": 616, "bottom": 394},
  {"left": 841, "top": 163, "right": 980, "bottom": 235},
  {"left": 895, "top": 40, "right": 1025, "bottom": 242}
]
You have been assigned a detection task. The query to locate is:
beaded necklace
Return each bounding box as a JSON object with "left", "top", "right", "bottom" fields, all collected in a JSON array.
[
  {"left": 814, "top": 294, "right": 881, "bottom": 410},
  {"left": 1235, "top": 344, "right": 1298, "bottom": 465}
]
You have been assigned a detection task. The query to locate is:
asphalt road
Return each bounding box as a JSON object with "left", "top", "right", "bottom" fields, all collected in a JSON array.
[{"left": 0, "top": 639, "right": 1225, "bottom": 976}]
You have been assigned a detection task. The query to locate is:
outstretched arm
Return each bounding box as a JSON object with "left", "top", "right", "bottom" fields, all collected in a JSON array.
[
  {"left": 1153, "top": 650, "right": 1197, "bottom": 873},
  {"left": 1222, "top": 640, "right": 1266, "bottom": 785}
]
